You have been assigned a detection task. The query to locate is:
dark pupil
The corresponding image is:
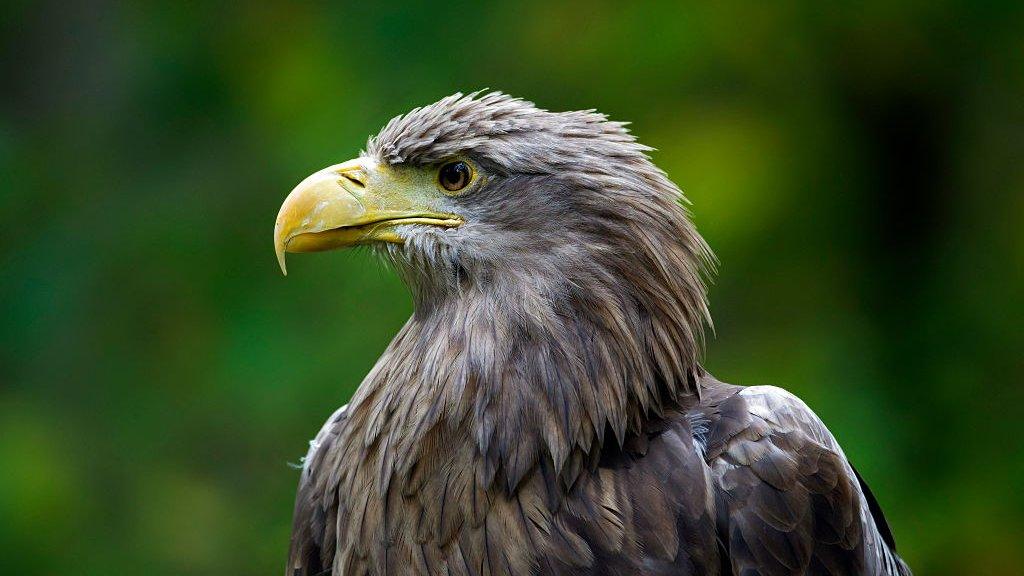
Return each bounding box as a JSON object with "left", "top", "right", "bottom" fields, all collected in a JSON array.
[{"left": 440, "top": 162, "right": 469, "bottom": 191}]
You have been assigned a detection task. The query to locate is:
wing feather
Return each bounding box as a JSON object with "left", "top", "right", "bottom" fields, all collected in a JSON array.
[{"left": 693, "top": 383, "right": 911, "bottom": 576}]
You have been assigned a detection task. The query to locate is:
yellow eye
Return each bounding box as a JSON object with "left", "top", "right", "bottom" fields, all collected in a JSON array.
[{"left": 438, "top": 161, "right": 472, "bottom": 192}]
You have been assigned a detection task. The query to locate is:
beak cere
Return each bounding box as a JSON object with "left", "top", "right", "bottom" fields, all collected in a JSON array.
[{"left": 274, "top": 158, "right": 463, "bottom": 275}]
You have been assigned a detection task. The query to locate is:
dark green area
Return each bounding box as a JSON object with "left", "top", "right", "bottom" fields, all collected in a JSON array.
[{"left": 2, "top": 2, "right": 1021, "bottom": 574}]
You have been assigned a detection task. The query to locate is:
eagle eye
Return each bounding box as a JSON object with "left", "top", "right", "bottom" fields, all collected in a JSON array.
[{"left": 438, "top": 161, "right": 472, "bottom": 193}]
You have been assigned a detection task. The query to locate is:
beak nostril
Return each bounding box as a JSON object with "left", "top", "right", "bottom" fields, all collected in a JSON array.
[{"left": 341, "top": 172, "right": 365, "bottom": 188}]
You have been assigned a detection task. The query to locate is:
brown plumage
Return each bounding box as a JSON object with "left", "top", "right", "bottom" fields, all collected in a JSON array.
[{"left": 277, "top": 92, "right": 910, "bottom": 575}]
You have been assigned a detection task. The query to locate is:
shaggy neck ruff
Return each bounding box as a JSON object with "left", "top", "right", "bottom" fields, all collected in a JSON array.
[{"left": 343, "top": 213, "right": 710, "bottom": 503}]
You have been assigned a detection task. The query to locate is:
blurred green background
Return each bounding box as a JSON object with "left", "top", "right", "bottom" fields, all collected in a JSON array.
[{"left": 2, "top": 1, "right": 1022, "bottom": 574}]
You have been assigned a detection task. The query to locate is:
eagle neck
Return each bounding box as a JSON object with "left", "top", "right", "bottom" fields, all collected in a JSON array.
[{"left": 346, "top": 271, "right": 702, "bottom": 499}]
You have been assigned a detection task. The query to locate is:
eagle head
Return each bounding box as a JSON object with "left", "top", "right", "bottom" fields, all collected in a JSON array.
[{"left": 276, "top": 90, "right": 710, "bottom": 313}]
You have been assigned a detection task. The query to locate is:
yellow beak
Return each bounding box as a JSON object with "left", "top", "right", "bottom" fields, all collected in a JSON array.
[{"left": 273, "top": 158, "right": 462, "bottom": 275}]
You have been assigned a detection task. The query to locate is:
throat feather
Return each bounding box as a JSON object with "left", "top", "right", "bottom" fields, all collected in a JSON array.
[{"left": 345, "top": 286, "right": 700, "bottom": 501}]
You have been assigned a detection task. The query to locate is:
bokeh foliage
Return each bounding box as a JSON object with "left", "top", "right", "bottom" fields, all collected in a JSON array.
[{"left": 2, "top": 2, "right": 1022, "bottom": 574}]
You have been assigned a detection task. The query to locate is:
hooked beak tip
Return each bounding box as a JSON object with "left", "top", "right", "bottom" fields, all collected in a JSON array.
[
  {"left": 277, "top": 249, "right": 288, "bottom": 276},
  {"left": 274, "top": 221, "right": 289, "bottom": 276}
]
